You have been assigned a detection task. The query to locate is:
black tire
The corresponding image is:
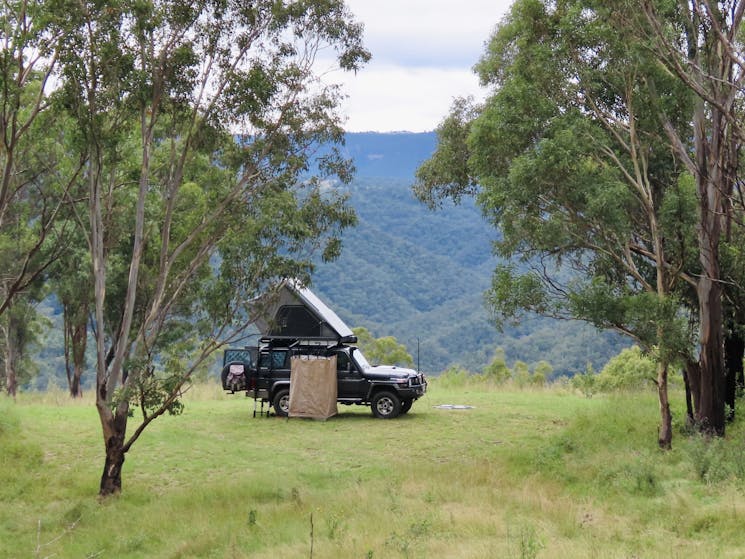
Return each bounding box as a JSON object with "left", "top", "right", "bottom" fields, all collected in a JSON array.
[
  {"left": 272, "top": 388, "right": 290, "bottom": 417},
  {"left": 220, "top": 364, "right": 231, "bottom": 390},
  {"left": 400, "top": 398, "right": 413, "bottom": 415},
  {"left": 371, "top": 391, "right": 402, "bottom": 419}
]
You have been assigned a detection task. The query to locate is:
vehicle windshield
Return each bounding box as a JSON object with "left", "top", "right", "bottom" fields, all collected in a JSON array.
[{"left": 352, "top": 348, "right": 372, "bottom": 370}]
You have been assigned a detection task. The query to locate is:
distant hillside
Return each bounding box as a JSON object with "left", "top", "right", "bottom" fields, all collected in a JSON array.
[
  {"left": 340, "top": 132, "right": 438, "bottom": 179},
  {"left": 311, "top": 132, "right": 626, "bottom": 376}
]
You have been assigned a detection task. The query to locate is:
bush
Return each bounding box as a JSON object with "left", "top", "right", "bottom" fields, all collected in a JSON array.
[
  {"left": 685, "top": 433, "right": 745, "bottom": 484},
  {"left": 531, "top": 361, "right": 552, "bottom": 387},
  {"left": 481, "top": 350, "right": 551, "bottom": 387},
  {"left": 569, "top": 347, "right": 664, "bottom": 396},
  {"left": 570, "top": 365, "right": 597, "bottom": 398},
  {"left": 595, "top": 346, "right": 656, "bottom": 391},
  {"left": 482, "top": 348, "right": 511, "bottom": 384},
  {"left": 353, "top": 327, "right": 414, "bottom": 367},
  {"left": 436, "top": 365, "right": 471, "bottom": 389}
]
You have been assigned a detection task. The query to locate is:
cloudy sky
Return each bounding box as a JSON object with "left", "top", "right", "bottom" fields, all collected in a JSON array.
[{"left": 336, "top": 0, "right": 514, "bottom": 132}]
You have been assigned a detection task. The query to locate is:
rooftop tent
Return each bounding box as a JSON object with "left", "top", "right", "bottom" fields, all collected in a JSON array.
[{"left": 254, "top": 281, "right": 356, "bottom": 343}]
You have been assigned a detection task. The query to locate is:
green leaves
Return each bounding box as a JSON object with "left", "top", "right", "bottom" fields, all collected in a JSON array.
[
  {"left": 594, "top": 346, "right": 657, "bottom": 392},
  {"left": 416, "top": 0, "right": 700, "bottom": 370},
  {"left": 352, "top": 327, "right": 414, "bottom": 367},
  {"left": 413, "top": 97, "right": 479, "bottom": 209},
  {"left": 568, "top": 279, "right": 693, "bottom": 361},
  {"left": 486, "top": 265, "right": 549, "bottom": 329}
]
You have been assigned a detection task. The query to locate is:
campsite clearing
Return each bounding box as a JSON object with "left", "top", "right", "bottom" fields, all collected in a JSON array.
[{"left": 2, "top": 382, "right": 745, "bottom": 558}]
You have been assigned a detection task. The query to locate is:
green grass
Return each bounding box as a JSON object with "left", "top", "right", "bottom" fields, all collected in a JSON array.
[{"left": 3, "top": 382, "right": 745, "bottom": 558}]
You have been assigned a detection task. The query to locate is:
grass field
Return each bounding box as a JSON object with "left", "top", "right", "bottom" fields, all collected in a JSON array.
[{"left": 3, "top": 381, "right": 745, "bottom": 558}]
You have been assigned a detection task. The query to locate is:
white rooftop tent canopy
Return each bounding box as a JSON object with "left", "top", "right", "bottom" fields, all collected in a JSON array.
[{"left": 254, "top": 280, "right": 357, "bottom": 344}]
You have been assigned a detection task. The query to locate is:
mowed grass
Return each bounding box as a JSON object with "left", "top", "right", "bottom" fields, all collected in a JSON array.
[{"left": 3, "top": 382, "right": 745, "bottom": 558}]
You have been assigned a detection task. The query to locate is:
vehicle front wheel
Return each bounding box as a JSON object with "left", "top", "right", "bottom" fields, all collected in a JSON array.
[
  {"left": 272, "top": 388, "right": 290, "bottom": 417},
  {"left": 400, "top": 398, "right": 413, "bottom": 415},
  {"left": 371, "top": 391, "right": 401, "bottom": 419}
]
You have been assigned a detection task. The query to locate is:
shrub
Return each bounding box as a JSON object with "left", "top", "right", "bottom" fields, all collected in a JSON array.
[
  {"left": 531, "top": 361, "right": 552, "bottom": 387},
  {"left": 512, "top": 360, "right": 531, "bottom": 387},
  {"left": 595, "top": 346, "right": 657, "bottom": 391},
  {"left": 482, "top": 348, "right": 511, "bottom": 384},
  {"left": 570, "top": 365, "right": 597, "bottom": 398},
  {"left": 685, "top": 433, "right": 745, "bottom": 484},
  {"left": 437, "top": 365, "right": 471, "bottom": 388}
]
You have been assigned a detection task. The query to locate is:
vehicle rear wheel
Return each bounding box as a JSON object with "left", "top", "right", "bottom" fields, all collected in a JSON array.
[
  {"left": 272, "top": 388, "right": 290, "bottom": 417},
  {"left": 400, "top": 398, "right": 413, "bottom": 415},
  {"left": 221, "top": 362, "right": 246, "bottom": 392},
  {"left": 371, "top": 391, "right": 401, "bottom": 419}
]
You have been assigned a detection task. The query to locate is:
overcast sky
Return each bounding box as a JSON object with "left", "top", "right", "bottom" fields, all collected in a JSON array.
[{"left": 335, "top": 0, "right": 514, "bottom": 132}]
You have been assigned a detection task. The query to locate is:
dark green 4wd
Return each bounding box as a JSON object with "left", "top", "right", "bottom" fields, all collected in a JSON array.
[{"left": 221, "top": 340, "right": 427, "bottom": 419}]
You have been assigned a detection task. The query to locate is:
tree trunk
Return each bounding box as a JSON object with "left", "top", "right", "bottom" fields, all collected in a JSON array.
[
  {"left": 691, "top": 92, "right": 728, "bottom": 436},
  {"left": 682, "top": 360, "right": 697, "bottom": 427},
  {"left": 3, "top": 314, "right": 18, "bottom": 397},
  {"left": 724, "top": 328, "right": 745, "bottom": 421},
  {"left": 70, "top": 370, "right": 82, "bottom": 399},
  {"left": 98, "top": 406, "right": 128, "bottom": 496},
  {"left": 63, "top": 304, "right": 87, "bottom": 398},
  {"left": 100, "top": 436, "right": 125, "bottom": 496},
  {"left": 657, "top": 361, "right": 672, "bottom": 450},
  {"left": 4, "top": 347, "right": 17, "bottom": 398},
  {"left": 696, "top": 274, "right": 726, "bottom": 435}
]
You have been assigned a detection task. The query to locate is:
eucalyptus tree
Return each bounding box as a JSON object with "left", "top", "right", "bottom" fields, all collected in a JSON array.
[
  {"left": 722, "top": 226, "right": 745, "bottom": 417},
  {"left": 0, "top": 287, "right": 45, "bottom": 396},
  {"left": 352, "top": 326, "right": 414, "bottom": 367},
  {"left": 46, "top": 223, "right": 92, "bottom": 398},
  {"left": 415, "top": 0, "right": 700, "bottom": 447},
  {"left": 0, "top": 1, "right": 80, "bottom": 319},
  {"left": 638, "top": 0, "right": 745, "bottom": 435},
  {"left": 51, "top": 0, "right": 368, "bottom": 495},
  {"left": 0, "top": 1, "right": 83, "bottom": 397}
]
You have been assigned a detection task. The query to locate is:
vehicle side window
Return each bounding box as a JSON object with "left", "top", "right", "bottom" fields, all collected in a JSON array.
[
  {"left": 224, "top": 349, "right": 252, "bottom": 367},
  {"left": 259, "top": 353, "right": 270, "bottom": 368},
  {"left": 336, "top": 351, "right": 349, "bottom": 372},
  {"left": 271, "top": 350, "right": 288, "bottom": 369},
  {"left": 259, "top": 350, "right": 288, "bottom": 369}
]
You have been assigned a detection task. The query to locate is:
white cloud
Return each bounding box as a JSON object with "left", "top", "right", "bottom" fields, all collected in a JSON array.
[
  {"left": 337, "top": 64, "right": 486, "bottom": 132},
  {"left": 334, "top": 0, "right": 514, "bottom": 132},
  {"left": 346, "top": 0, "right": 510, "bottom": 62}
]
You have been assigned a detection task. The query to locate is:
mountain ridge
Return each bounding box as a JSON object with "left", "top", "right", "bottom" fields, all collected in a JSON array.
[{"left": 311, "top": 132, "right": 626, "bottom": 375}]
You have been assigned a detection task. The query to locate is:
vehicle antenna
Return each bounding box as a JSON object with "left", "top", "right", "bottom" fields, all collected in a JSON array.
[{"left": 417, "top": 336, "right": 420, "bottom": 373}]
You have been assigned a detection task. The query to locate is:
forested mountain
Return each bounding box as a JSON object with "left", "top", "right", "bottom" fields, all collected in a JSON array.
[{"left": 311, "top": 132, "right": 626, "bottom": 376}]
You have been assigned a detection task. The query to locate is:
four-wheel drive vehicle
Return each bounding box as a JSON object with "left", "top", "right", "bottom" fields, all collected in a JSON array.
[
  {"left": 222, "top": 340, "right": 427, "bottom": 419},
  {"left": 220, "top": 280, "right": 427, "bottom": 419}
]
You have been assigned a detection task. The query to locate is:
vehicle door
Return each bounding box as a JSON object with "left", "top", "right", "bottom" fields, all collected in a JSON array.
[
  {"left": 258, "top": 348, "right": 290, "bottom": 386},
  {"left": 335, "top": 349, "right": 367, "bottom": 399}
]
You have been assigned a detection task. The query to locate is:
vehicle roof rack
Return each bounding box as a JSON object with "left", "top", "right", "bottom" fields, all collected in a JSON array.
[{"left": 259, "top": 336, "right": 355, "bottom": 348}]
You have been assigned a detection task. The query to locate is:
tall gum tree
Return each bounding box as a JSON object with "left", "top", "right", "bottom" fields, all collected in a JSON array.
[
  {"left": 0, "top": 1, "right": 80, "bottom": 326},
  {"left": 721, "top": 225, "right": 745, "bottom": 417},
  {"left": 415, "top": 0, "right": 702, "bottom": 448},
  {"left": 53, "top": 0, "right": 369, "bottom": 496},
  {"left": 640, "top": 0, "right": 744, "bottom": 435}
]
